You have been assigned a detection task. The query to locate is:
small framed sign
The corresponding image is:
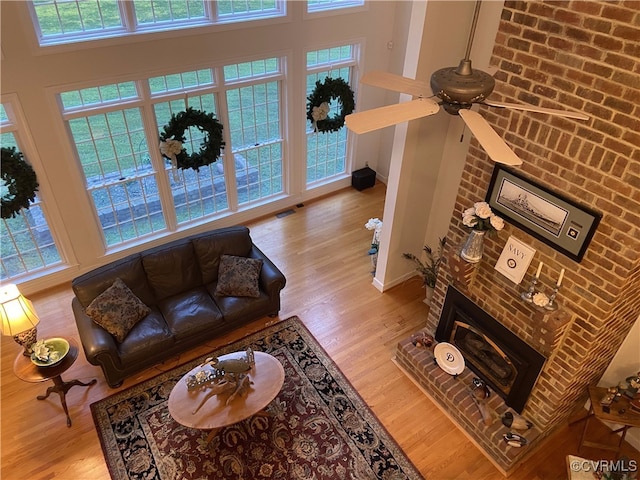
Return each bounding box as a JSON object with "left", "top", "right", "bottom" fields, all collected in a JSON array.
[{"left": 495, "top": 236, "right": 536, "bottom": 284}]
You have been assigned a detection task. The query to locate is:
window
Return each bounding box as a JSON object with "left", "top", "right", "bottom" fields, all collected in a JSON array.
[
  {"left": 29, "top": 0, "right": 286, "bottom": 46},
  {"left": 307, "top": 0, "right": 364, "bottom": 14},
  {"left": 63, "top": 82, "right": 167, "bottom": 246},
  {"left": 305, "top": 45, "right": 357, "bottom": 185},
  {"left": 61, "top": 58, "right": 285, "bottom": 248},
  {"left": 1, "top": 103, "right": 63, "bottom": 281},
  {"left": 224, "top": 58, "right": 284, "bottom": 204}
]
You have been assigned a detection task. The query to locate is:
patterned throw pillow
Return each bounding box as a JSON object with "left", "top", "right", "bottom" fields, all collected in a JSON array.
[
  {"left": 86, "top": 278, "right": 151, "bottom": 343},
  {"left": 214, "top": 255, "right": 263, "bottom": 298}
]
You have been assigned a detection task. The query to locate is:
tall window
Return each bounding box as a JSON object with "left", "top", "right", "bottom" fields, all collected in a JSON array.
[
  {"left": 306, "top": 45, "right": 357, "bottom": 185},
  {"left": 61, "top": 58, "right": 285, "bottom": 249},
  {"left": 224, "top": 58, "right": 284, "bottom": 204},
  {"left": 29, "top": 0, "right": 286, "bottom": 46},
  {"left": 1, "top": 103, "right": 63, "bottom": 281},
  {"left": 150, "top": 70, "right": 229, "bottom": 224}
]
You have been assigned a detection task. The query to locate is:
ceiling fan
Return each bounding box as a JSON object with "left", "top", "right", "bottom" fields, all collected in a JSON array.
[{"left": 344, "top": 1, "right": 589, "bottom": 166}]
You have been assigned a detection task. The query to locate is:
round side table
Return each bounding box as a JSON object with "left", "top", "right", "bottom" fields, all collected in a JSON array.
[{"left": 13, "top": 337, "right": 97, "bottom": 427}]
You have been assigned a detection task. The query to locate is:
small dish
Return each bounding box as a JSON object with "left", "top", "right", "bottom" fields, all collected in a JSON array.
[
  {"left": 434, "top": 342, "right": 465, "bottom": 375},
  {"left": 30, "top": 338, "right": 70, "bottom": 367}
]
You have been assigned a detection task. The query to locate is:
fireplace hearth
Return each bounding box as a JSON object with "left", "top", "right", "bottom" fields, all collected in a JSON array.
[{"left": 435, "top": 286, "right": 546, "bottom": 413}]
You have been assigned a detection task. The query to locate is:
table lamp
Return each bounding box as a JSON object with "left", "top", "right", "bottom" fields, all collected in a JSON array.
[{"left": 0, "top": 284, "right": 40, "bottom": 356}]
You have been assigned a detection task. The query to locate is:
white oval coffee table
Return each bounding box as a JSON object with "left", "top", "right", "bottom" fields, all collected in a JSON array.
[{"left": 168, "top": 351, "right": 284, "bottom": 442}]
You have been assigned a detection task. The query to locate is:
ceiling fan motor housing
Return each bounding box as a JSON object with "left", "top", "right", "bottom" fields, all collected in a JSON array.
[{"left": 430, "top": 61, "right": 495, "bottom": 115}]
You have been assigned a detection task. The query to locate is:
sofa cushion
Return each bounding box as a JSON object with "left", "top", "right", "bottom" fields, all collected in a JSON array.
[
  {"left": 158, "top": 288, "right": 225, "bottom": 340},
  {"left": 192, "top": 227, "right": 253, "bottom": 284},
  {"left": 214, "top": 255, "right": 263, "bottom": 298},
  {"left": 116, "top": 310, "right": 174, "bottom": 366},
  {"left": 86, "top": 278, "right": 151, "bottom": 343},
  {"left": 142, "top": 241, "right": 201, "bottom": 299}
]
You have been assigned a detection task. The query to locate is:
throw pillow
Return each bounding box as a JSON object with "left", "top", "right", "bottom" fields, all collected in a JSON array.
[
  {"left": 86, "top": 278, "right": 151, "bottom": 342},
  {"left": 214, "top": 255, "right": 263, "bottom": 298}
]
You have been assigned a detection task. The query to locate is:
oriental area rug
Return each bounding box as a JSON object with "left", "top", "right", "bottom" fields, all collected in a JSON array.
[{"left": 91, "top": 316, "right": 423, "bottom": 480}]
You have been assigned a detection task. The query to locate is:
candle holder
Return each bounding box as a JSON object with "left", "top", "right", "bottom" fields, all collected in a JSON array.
[
  {"left": 520, "top": 275, "right": 538, "bottom": 303},
  {"left": 544, "top": 285, "right": 560, "bottom": 311}
]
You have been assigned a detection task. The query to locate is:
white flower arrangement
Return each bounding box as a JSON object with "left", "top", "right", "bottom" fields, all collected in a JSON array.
[
  {"left": 532, "top": 292, "right": 549, "bottom": 307},
  {"left": 462, "top": 201, "right": 504, "bottom": 234},
  {"left": 32, "top": 339, "right": 59, "bottom": 362}
]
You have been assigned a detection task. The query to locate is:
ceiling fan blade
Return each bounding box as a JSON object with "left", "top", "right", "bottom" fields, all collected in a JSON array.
[
  {"left": 345, "top": 98, "right": 440, "bottom": 134},
  {"left": 458, "top": 109, "right": 523, "bottom": 166},
  {"left": 483, "top": 99, "right": 589, "bottom": 120},
  {"left": 361, "top": 71, "right": 433, "bottom": 98}
]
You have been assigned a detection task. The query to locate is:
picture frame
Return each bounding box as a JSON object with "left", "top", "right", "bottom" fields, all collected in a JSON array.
[
  {"left": 486, "top": 165, "right": 601, "bottom": 262},
  {"left": 494, "top": 236, "right": 536, "bottom": 284}
]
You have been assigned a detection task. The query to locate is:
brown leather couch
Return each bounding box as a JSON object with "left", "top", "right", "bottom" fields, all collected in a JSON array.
[{"left": 71, "top": 226, "right": 286, "bottom": 387}]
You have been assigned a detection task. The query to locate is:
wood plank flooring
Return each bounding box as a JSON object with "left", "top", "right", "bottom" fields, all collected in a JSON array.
[{"left": 1, "top": 182, "right": 638, "bottom": 479}]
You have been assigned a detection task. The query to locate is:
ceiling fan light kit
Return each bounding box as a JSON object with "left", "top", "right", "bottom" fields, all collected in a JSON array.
[{"left": 345, "top": 0, "right": 589, "bottom": 166}]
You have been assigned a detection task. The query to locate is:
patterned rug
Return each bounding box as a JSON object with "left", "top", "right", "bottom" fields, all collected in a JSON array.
[{"left": 92, "top": 316, "right": 423, "bottom": 480}]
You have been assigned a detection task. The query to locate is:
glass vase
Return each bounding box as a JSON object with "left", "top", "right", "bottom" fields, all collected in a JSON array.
[{"left": 460, "top": 230, "right": 485, "bottom": 263}]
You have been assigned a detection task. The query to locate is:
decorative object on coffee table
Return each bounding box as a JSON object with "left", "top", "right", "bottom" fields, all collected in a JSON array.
[
  {"left": 170, "top": 350, "right": 283, "bottom": 445},
  {"left": 91, "top": 316, "right": 423, "bottom": 480}
]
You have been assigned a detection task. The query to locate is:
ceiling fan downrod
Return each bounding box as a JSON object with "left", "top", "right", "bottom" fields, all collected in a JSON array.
[{"left": 456, "top": 0, "right": 482, "bottom": 76}]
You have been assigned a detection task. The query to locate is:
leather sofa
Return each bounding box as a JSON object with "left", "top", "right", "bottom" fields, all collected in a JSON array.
[{"left": 71, "top": 226, "right": 286, "bottom": 387}]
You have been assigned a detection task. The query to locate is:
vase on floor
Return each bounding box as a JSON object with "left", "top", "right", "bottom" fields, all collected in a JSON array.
[{"left": 460, "top": 229, "right": 485, "bottom": 263}]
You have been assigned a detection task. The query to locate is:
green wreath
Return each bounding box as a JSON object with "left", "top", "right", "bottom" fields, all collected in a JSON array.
[
  {"left": 159, "top": 107, "right": 225, "bottom": 171},
  {"left": 306, "top": 77, "right": 355, "bottom": 133},
  {"left": 1, "top": 147, "right": 39, "bottom": 220}
]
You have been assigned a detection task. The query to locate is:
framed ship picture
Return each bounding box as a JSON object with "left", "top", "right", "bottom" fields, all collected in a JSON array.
[{"left": 486, "top": 166, "right": 601, "bottom": 262}]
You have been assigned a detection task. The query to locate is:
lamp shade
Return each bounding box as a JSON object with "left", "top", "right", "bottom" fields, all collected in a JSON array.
[{"left": 0, "top": 284, "right": 40, "bottom": 336}]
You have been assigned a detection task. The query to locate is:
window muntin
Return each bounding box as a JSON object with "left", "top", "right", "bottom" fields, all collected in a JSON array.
[
  {"left": 149, "top": 69, "right": 215, "bottom": 95},
  {"left": 29, "top": 0, "right": 285, "bottom": 47},
  {"left": 60, "top": 82, "right": 139, "bottom": 110},
  {"left": 305, "top": 45, "right": 356, "bottom": 185},
  {"left": 31, "top": 0, "right": 125, "bottom": 42},
  {"left": 1, "top": 124, "right": 62, "bottom": 281},
  {"left": 307, "top": 0, "right": 364, "bottom": 13},
  {"left": 134, "top": 0, "right": 207, "bottom": 26}
]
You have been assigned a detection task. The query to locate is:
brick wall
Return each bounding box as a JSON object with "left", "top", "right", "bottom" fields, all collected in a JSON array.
[{"left": 426, "top": 0, "right": 640, "bottom": 431}]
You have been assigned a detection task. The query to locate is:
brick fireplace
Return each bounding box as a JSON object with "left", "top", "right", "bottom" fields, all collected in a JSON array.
[{"left": 396, "top": 0, "right": 639, "bottom": 473}]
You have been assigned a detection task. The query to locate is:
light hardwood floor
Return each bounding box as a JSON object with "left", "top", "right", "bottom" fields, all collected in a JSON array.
[{"left": 1, "top": 182, "right": 638, "bottom": 479}]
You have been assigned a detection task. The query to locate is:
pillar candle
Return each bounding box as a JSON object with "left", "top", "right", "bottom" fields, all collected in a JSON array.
[{"left": 557, "top": 268, "right": 565, "bottom": 287}]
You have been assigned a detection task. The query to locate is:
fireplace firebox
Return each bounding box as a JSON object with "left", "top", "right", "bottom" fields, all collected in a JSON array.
[{"left": 435, "top": 286, "right": 546, "bottom": 412}]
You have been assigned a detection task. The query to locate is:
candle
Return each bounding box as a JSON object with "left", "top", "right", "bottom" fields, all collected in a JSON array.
[
  {"left": 535, "top": 261, "right": 543, "bottom": 279},
  {"left": 557, "top": 268, "right": 565, "bottom": 287}
]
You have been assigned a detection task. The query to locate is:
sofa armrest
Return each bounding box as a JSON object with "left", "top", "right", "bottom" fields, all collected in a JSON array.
[
  {"left": 71, "top": 297, "right": 119, "bottom": 366},
  {"left": 250, "top": 245, "right": 286, "bottom": 295}
]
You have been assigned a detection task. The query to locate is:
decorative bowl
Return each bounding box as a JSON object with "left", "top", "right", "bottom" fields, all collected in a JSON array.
[{"left": 30, "top": 338, "right": 70, "bottom": 367}]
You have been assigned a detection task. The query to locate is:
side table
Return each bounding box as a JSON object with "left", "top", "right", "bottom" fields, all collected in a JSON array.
[
  {"left": 577, "top": 385, "right": 640, "bottom": 457},
  {"left": 13, "top": 337, "right": 97, "bottom": 427}
]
